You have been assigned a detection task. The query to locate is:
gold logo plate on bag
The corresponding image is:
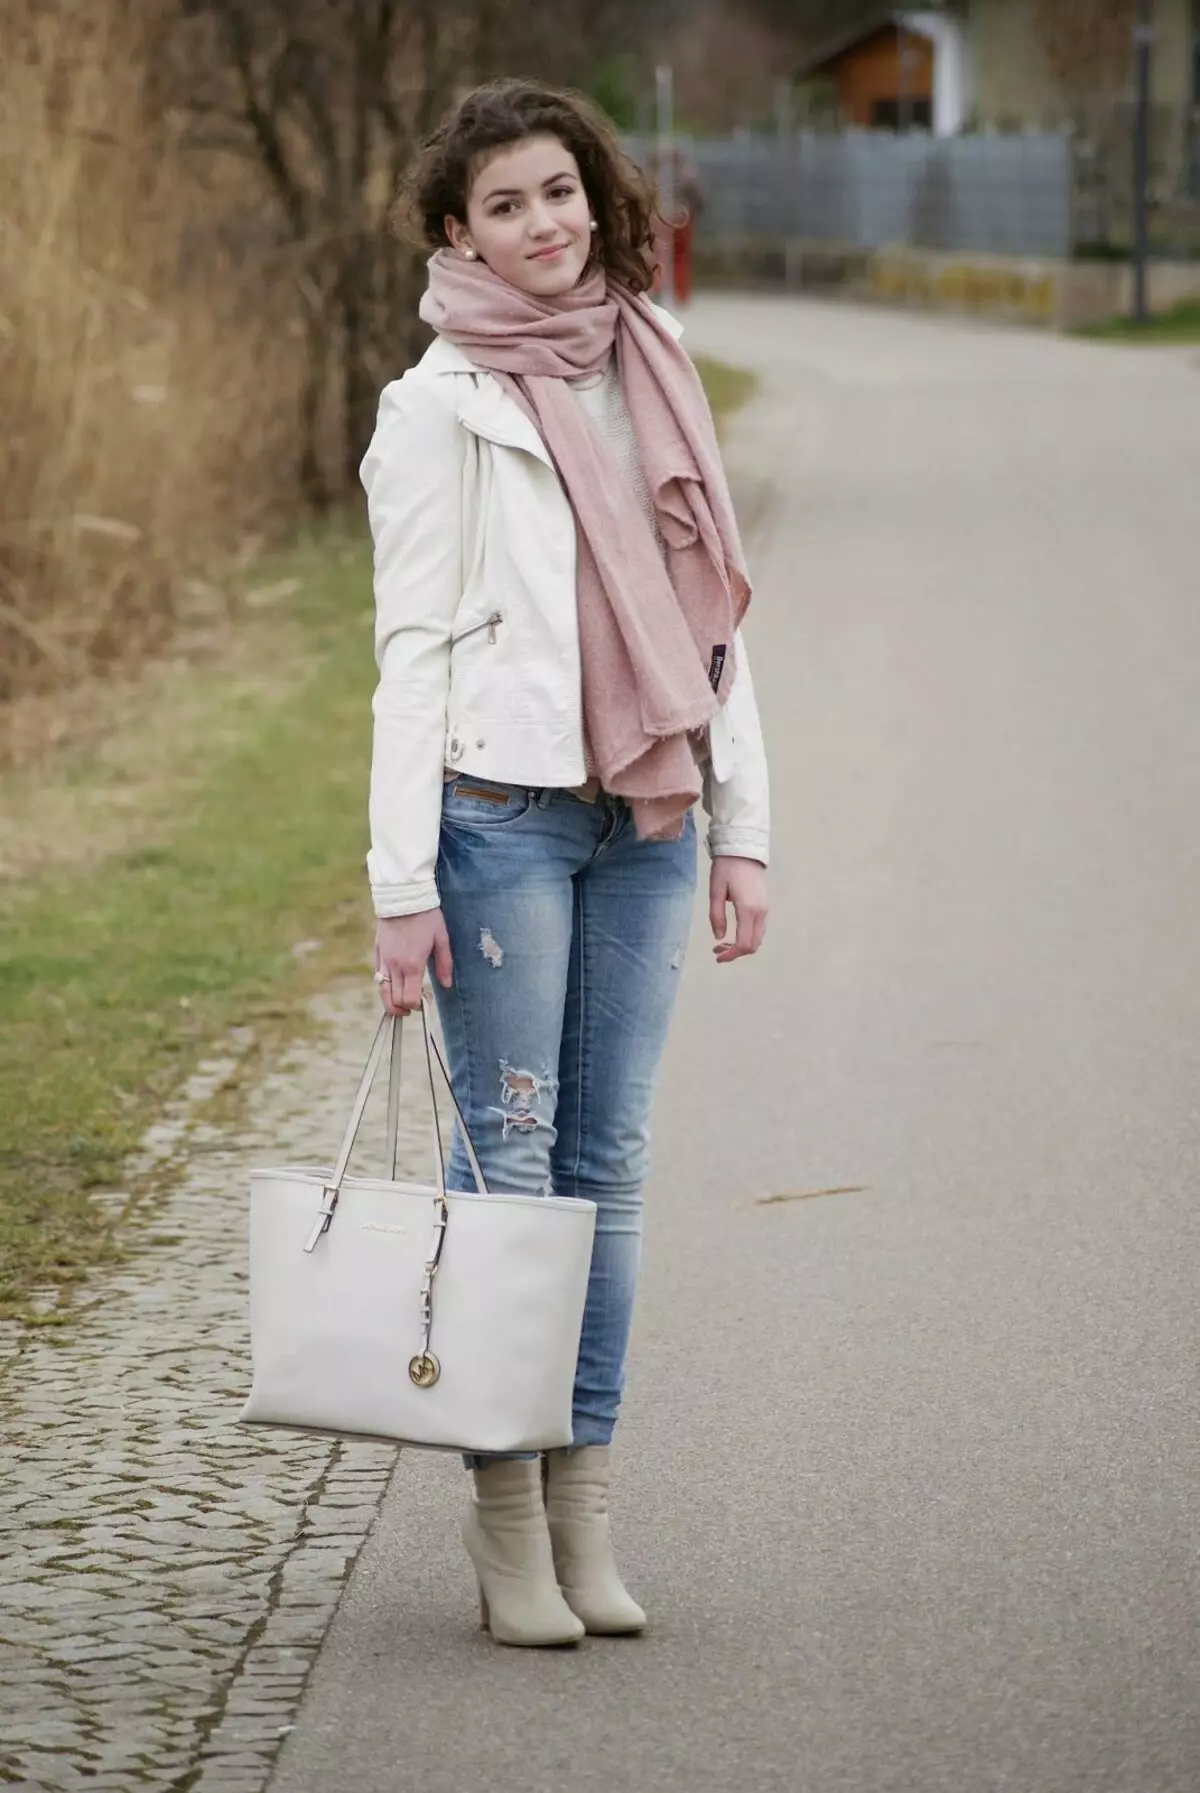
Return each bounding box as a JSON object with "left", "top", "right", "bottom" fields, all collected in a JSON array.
[{"left": 409, "top": 1353, "right": 440, "bottom": 1389}]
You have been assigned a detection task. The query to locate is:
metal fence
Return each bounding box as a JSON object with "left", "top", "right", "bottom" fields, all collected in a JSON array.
[{"left": 628, "top": 130, "right": 1074, "bottom": 260}]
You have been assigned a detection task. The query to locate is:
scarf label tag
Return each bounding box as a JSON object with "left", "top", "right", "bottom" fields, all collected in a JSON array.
[{"left": 707, "top": 645, "right": 728, "bottom": 693}]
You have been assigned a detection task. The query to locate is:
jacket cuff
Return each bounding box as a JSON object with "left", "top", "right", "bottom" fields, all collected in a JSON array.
[
  {"left": 371, "top": 878, "right": 442, "bottom": 919},
  {"left": 706, "top": 826, "right": 770, "bottom": 867}
]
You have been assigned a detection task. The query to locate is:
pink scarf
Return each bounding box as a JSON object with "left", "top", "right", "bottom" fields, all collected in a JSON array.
[{"left": 419, "top": 250, "right": 751, "bottom": 840}]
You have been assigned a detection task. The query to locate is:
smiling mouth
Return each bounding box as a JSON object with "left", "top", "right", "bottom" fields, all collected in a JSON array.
[{"left": 529, "top": 244, "right": 569, "bottom": 261}]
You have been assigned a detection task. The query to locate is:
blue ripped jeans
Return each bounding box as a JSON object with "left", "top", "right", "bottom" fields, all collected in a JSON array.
[{"left": 432, "top": 776, "right": 697, "bottom": 1470}]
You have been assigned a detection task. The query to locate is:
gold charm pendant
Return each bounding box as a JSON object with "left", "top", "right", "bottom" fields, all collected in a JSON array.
[{"left": 408, "top": 1352, "right": 440, "bottom": 1389}]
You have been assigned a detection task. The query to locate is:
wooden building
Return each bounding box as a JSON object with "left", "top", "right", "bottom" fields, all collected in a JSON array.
[{"left": 797, "top": 9, "right": 967, "bottom": 136}]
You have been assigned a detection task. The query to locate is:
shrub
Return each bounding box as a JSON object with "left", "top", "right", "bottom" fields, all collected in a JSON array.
[{"left": 0, "top": 1, "right": 303, "bottom": 718}]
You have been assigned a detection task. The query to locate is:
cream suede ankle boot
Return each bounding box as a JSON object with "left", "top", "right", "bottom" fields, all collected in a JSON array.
[
  {"left": 463, "top": 1460, "right": 585, "bottom": 1648},
  {"left": 545, "top": 1446, "right": 646, "bottom": 1636}
]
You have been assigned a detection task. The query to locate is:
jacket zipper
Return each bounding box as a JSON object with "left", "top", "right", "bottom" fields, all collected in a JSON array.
[{"left": 452, "top": 611, "right": 503, "bottom": 646}]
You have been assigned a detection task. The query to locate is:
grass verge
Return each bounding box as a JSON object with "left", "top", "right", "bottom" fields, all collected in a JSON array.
[
  {"left": 0, "top": 522, "right": 377, "bottom": 1320},
  {"left": 694, "top": 354, "right": 760, "bottom": 421},
  {"left": 0, "top": 356, "right": 756, "bottom": 1324},
  {"left": 1075, "top": 301, "right": 1200, "bottom": 344}
]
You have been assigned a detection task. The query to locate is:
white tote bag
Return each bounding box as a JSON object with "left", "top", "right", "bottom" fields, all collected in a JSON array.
[{"left": 240, "top": 1001, "right": 597, "bottom": 1452}]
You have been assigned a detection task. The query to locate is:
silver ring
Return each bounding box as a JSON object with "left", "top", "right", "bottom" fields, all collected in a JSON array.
[{"left": 373, "top": 969, "right": 390, "bottom": 986}]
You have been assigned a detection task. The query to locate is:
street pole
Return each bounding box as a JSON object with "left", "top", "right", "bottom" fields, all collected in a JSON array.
[
  {"left": 774, "top": 76, "right": 793, "bottom": 147},
  {"left": 1131, "top": 0, "right": 1154, "bottom": 324},
  {"left": 655, "top": 64, "right": 676, "bottom": 308},
  {"left": 896, "top": 20, "right": 909, "bottom": 134},
  {"left": 774, "top": 77, "right": 794, "bottom": 245}
]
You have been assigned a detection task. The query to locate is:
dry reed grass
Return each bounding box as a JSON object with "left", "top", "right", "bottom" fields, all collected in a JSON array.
[{"left": 0, "top": 0, "right": 306, "bottom": 752}]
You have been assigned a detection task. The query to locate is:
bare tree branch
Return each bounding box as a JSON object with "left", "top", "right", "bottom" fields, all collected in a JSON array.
[
  {"left": 159, "top": 0, "right": 679, "bottom": 501},
  {"left": 206, "top": 0, "right": 309, "bottom": 238}
]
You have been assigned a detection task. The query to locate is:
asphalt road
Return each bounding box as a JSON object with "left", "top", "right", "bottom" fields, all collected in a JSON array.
[{"left": 269, "top": 296, "right": 1200, "bottom": 1793}]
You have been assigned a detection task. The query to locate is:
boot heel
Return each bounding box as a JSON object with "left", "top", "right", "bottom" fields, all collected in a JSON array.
[{"left": 479, "top": 1587, "right": 490, "bottom": 1632}]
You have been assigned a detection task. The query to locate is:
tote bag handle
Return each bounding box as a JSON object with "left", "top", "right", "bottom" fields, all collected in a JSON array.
[{"left": 304, "top": 997, "right": 487, "bottom": 1254}]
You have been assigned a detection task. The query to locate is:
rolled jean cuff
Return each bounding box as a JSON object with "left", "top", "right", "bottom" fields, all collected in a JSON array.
[{"left": 562, "top": 1419, "right": 616, "bottom": 1449}]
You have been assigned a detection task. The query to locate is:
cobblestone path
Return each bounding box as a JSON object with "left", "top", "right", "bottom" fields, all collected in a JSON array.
[{"left": 1, "top": 982, "right": 424, "bottom": 1793}]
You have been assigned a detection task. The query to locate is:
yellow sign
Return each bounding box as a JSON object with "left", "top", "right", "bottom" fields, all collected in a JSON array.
[{"left": 870, "top": 255, "right": 1058, "bottom": 321}]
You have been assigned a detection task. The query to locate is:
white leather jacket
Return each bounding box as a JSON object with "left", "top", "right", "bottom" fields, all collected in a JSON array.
[{"left": 360, "top": 312, "right": 770, "bottom": 918}]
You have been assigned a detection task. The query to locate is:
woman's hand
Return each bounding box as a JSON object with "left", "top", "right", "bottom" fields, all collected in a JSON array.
[
  {"left": 709, "top": 857, "right": 769, "bottom": 964},
  {"left": 374, "top": 911, "right": 454, "bottom": 1015}
]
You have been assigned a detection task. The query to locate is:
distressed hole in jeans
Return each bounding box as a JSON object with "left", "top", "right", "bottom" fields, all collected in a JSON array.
[
  {"left": 670, "top": 944, "right": 686, "bottom": 971},
  {"left": 498, "top": 1064, "right": 552, "bottom": 1142},
  {"left": 478, "top": 928, "right": 504, "bottom": 968}
]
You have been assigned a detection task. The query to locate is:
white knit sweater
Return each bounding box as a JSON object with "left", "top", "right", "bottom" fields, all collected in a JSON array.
[{"left": 567, "top": 355, "right": 662, "bottom": 549}]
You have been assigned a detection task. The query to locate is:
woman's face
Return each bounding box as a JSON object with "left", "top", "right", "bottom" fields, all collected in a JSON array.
[{"left": 447, "top": 135, "right": 594, "bottom": 297}]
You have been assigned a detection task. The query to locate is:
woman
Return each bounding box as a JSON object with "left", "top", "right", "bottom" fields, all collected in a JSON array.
[{"left": 361, "top": 79, "right": 770, "bottom": 1648}]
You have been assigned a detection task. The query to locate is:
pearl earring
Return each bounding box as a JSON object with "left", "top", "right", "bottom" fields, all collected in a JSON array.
[
  {"left": 590, "top": 219, "right": 598, "bottom": 232},
  {"left": 463, "top": 247, "right": 477, "bottom": 260}
]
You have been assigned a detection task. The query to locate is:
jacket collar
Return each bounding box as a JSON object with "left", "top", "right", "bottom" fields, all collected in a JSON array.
[{"left": 418, "top": 336, "right": 548, "bottom": 464}]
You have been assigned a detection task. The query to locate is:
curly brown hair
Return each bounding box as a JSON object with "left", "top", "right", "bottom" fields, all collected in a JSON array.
[{"left": 393, "top": 79, "right": 660, "bottom": 296}]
